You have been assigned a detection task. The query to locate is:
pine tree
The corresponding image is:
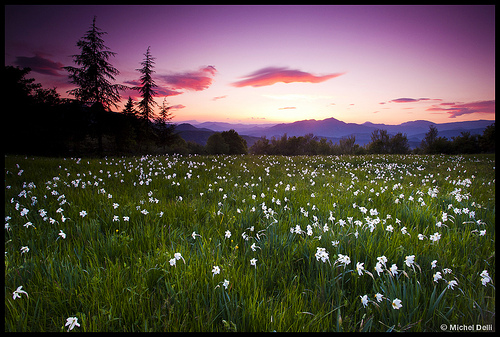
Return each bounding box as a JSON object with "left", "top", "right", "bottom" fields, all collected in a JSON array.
[
  {"left": 156, "top": 97, "right": 174, "bottom": 127},
  {"left": 64, "top": 16, "right": 126, "bottom": 110},
  {"left": 155, "top": 98, "right": 176, "bottom": 151},
  {"left": 135, "top": 46, "right": 158, "bottom": 124},
  {"left": 122, "top": 96, "right": 137, "bottom": 116}
]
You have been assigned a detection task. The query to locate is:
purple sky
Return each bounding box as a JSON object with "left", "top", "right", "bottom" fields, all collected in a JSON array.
[{"left": 4, "top": 5, "right": 495, "bottom": 124}]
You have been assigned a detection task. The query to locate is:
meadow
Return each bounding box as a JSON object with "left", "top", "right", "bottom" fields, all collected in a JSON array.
[{"left": 4, "top": 153, "right": 495, "bottom": 332}]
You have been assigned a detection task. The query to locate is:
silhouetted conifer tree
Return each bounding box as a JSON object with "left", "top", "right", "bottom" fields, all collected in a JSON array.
[
  {"left": 64, "top": 16, "right": 126, "bottom": 110},
  {"left": 156, "top": 97, "right": 174, "bottom": 127},
  {"left": 155, "top": 98, "right": 176, "bottom": 151},
  {"left": 122, "top": 96, "right": 137, "bottom": 116},
  {"left": 135, "top": 46, "right": 158, "bottom": 124}
]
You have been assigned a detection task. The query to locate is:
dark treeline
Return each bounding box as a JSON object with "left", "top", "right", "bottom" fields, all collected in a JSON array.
[
  {"left": 248, "top": 125, "right": 495, "bottom": 156},
  {"left": 4, "top": 65, "right": 189, "bottom": 157}
]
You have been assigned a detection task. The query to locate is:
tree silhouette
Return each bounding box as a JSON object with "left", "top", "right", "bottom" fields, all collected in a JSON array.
[
  {"left": 155, "top": 98, "right": 176, "bottom": 151},
  {"left": 156, "top": 97, "right": 174, "bottom": 126},
  {"left": 135, "top": 46, "right": 158, "bottom": 124},
  {"left": 338, "top": 135, "right": 356, "bottom": 155},
  {"left": 4, "top": 66, "right": 41, "bottom": 104},
  {"left": 451, "top": 131, "right": 478, "bottom": 154},
  {"left": 420, "top": 125, "right": 452, "bottom": 154},
  {"left": 220, "top": 129, "right": 248, "bottom": 154},
  {"left": 388, "top": 132, "right": 410, "bottom": 154},
  {"left": 122, "top": 96, "right": 137, "bottom": 116},
  {"left": 420, "top": 125, "right": 438, "bottom": 153},
  {"left": 64, "top": 16, "right": 126, "bottom": 110},
  {"left": 479, "top": 123, "right": 495, "bottom": 153},
  {"left": 368, "top": 129, "right": 390, "bottom": 153},
  {"left": 206, "top": 132, "right": 230, "bottom": 154}
]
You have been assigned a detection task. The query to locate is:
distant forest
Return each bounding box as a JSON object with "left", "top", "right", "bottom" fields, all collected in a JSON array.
[{"left": 3, "top": 17, "right": 494, "bottom": 158}]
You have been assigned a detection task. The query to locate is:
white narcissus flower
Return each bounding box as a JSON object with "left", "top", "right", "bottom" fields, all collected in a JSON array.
[
  {"left": 174, "top": 252, "right": 185, "bottom": 264},
  {"left": 392, "top": 298, "right": 402, "bottom": 310},
  {"left": 447, "top": 280, "right": 458, "bottom": 290},
  {"left": 251, "top": 243, "right": 261, "bottom": 252},
  {"left": 360, "top": 295, "right": 368, "bottom": 308},
  {"left": 377, "top": 256, "right": 387, "bottom": 267},
  {"left": 374, "top": 262, "right": 383, "bottom": 276},
  {"left": 480, "top": 270, "right": 491, "bottom": 286},
  {"left": 429, "top": 232, "right": 441, "bottom": 242},
  {"left": 404, "top": 255, "right": 415, "bottom": 268},
  {"left": 65, "top": 317, "right": 80, "bottom": 331},
  {"left": 336, "top": 254, "right": 351, "bottom": 267},
  {"left": 356, "top": 262, "right": 365, "bottom": 276},
  {"left": 12, "top": 286, "right": 28, "bottom": 300}
]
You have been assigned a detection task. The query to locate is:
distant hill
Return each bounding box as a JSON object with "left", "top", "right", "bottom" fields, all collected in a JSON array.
[
  {"left": 174, "top": 118, "right": 494, "bottom": 149},
  {"left": 175, "top": 123, "right": 261, "bottom": 147}
]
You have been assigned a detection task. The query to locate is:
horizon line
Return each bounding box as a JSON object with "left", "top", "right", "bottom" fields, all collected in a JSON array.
[{"left": 170, "top": 116, "right": 495, "bottom": 127}]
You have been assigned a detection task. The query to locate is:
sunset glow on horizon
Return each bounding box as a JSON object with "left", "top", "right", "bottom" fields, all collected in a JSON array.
[{"left": 4, "top": 5, "right": 495, "bottom": 125}]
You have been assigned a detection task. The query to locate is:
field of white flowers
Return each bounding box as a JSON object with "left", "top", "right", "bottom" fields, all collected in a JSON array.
[{"left": 5, "top": 154, "right": 495, "bottom": 331}]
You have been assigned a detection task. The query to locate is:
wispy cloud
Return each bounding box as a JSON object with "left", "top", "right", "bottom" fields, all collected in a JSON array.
[
  {"left": 426, "top": 100, "right": 495, "bottom": 118},
  {"left": 157, "top": 88, "right": 184, "bottom": 97},
  {"left": 278, "top": 106, "right": 296, "bottom": 110},
  {"left": 381, "top": 97, "right": 441, "bottom": 104},
  {"left": 391, "top": 97, "right": 432, "bottom": 103},
  {"left": 160, "top": 66, "right": 217, "bottom": 91},
  {"left": 170, "top": 104, "right": 186, "bottom": 110},
  {"left": 14, "top": 53, "right": 64, "bottom": 76},
  {"left": 212, "top": 95, "right": 227, "bottom": 101},
  {"left": 232, "top": 66, "right": 345, "bottom": 87}
]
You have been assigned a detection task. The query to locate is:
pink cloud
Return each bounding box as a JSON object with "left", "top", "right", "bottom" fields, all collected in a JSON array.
[
  {"left": 160, "top": 66, "right": 217, "bottom": 91},
  {"left": 232, "top": 66, "right": 345, "bottom": 87},
  {"left": 426, "top": 100, "right": 495, "bottom": 118},
  {"left": 213, "top": 95, "right": 227, "bottom": 101},
  {"left": 278, "top": 106, "right": 296, "bottom": 110},
  {"left": 384, "top": 97, "right": 444, "bottom": 104},
  {"left": 170, "top": 104, "right": 186, "bottom": 110},
  {"left": 379, "top": 97, "right": 442, "bottom": 104},
  {"left": 391, "top": 97, "right": 428, "bottom": 103},
  {"left": 157, "top": 88, "right": 183, "bottom": 97},
  {"left": 15, "top": 53, "right": 64, "bottom": 76}
]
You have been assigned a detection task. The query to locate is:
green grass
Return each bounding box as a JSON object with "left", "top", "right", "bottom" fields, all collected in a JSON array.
[{"left": 4, "top": 153, "right": 495, "bottom": 331}]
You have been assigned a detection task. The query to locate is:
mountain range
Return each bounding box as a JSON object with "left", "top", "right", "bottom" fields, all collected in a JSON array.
[{"left": 174, "top": 117, "right": 495, "bottom": 149}]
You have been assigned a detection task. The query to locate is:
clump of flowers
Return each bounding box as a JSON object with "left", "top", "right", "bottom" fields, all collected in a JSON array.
[{"left": 315, "top": 247, "right": 330, "bottom": 263}]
